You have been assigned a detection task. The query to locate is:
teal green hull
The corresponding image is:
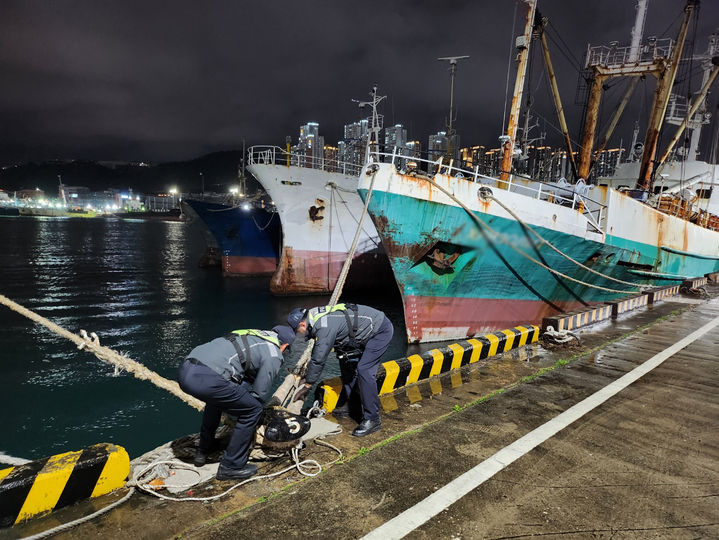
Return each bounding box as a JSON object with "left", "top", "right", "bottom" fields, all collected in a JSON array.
[{"left": 361, "top": 188, "right": 717, "bottom": 342}]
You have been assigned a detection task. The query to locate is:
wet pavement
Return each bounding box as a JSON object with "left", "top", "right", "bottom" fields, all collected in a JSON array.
[{"left": 4, "top": 287, "right": 718, "bottom": 539}]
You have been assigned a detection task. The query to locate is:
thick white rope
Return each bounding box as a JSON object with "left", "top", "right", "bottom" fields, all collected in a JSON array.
[
  {"left": 130, "top": 435, "right": 343, "bottom": 503},
  {"left": 0, "top": 294, "right": 205, "bottom": 411},
  {"left": 422, "top": 178, "right": 638, "bottom": 295},
  {"left": 275, "top": 167, "right": 379, "bottom": 409},
  {"left": 0, "top": 452, "right": 30, "bottom": 466},
  {"left": 19, "top": 488, "right": 136, "bottom": 540}
]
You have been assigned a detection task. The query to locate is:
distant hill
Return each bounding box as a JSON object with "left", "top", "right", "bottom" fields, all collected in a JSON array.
[{"left": 0, "top": 150, "right": 262, "bottom": 195}]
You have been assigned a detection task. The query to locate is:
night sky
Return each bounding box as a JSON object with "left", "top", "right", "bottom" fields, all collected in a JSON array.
[{"left": 2, "top": 0, "right": 718, "bottom": 166}]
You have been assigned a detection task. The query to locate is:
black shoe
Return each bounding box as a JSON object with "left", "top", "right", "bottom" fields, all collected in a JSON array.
[
  {"left": 332, "top": 403, "right": 351, "bottom": 418},
  {"left": 193, "top": 449, "right": 209, "bottom": 467},
  {"left": 194, "top": 440, "right": 221, "bottom": 467},
  {"left": 352, "top": 418, "right": 381, "bottom": 437},
  {"left": 216, "top": 463, "right": 258, "bottom": 481}
]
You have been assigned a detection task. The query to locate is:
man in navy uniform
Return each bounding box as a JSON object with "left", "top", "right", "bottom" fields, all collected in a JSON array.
[
  {"left": 178, "top": 325, "right": 295, "bottom": 481},
  {"left": 287, "top": 304, "right": 393, "bottom": 437}
]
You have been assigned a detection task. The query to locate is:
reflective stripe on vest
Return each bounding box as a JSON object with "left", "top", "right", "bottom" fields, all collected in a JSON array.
[
  {"left": 308, "top": 304, "right": 347, "bottom": 327},
  {"left": 230, "top": 329, "right": 280, "bottom": 347}
]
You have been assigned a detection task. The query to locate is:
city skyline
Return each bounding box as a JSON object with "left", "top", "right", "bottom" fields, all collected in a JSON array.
[{"left": 2, "top": 1, "right": 718, "bottom": 167}]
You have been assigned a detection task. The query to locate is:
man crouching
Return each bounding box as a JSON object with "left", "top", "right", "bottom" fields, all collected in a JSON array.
[{"left": 178, "top": 325, "right": 295, "bottom": 481}]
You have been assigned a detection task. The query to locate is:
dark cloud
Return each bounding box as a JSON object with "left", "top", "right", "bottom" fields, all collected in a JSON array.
[{"left": 1, "top": 0, "right": 717, "bottom": 165}]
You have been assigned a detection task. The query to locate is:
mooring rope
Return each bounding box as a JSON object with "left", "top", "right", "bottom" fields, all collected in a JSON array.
[
  {"left": 485, "top": 194, "right": 648, "bottom": 289},
  {"left": 0, "top": 294, "right": 204, "bottom": 412},
  {"left": 130, "top": 434, "right": 343, "bottom": 503},
  {"left": 251, "top": 210, "right": 277, "bottom": 231},
  {"left": 274, "top": 166, "right": 379, "bottom": 409},
  {"left": 421, "top": 177, "right": 638, "bottom": 295},
  {"left": 329, "top": 183, "right": 381, "bottom": 249},
  {"left": 20, "top": 488, "right": 137, "bottom": 540}
]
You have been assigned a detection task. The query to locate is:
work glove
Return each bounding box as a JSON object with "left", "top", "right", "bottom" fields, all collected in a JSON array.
[
  {"left": 264, "top": 396, "right": 281, "bottom": 409},
  {"left": 292, "top": 381, "right": 312, "bottom": 403},
  {"left": 260, "top": 396, "right": 282, "bottom": 425}
]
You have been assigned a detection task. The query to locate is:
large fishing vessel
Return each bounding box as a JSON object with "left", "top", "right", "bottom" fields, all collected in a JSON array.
[
  {"left": 247, "top": 146, "right": 389, "bottom": 294},
  {"left": 358, "top": 0, "right": 719, "bottom": 343},
  {"left": 182, "top": 194, "right": 282, "bottom": 276}
]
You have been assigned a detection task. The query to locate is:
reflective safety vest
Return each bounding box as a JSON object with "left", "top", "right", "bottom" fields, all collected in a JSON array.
[
  {"left": 307, "top": 304, "right": 349, "bottom": 327},
  {"left": 224, "top": 329, "right": 280, "bottom": 382},
  {"left": 228, "top": 329, "right": 280, "bottom": 347},
  {"left": 308, "top": 303, "right": 361, "bottom": 347}
]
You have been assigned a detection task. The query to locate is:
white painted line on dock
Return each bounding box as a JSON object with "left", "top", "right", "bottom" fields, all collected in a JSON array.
[{"left": 362, "top": 310, "right": 719, "bottom": 540}]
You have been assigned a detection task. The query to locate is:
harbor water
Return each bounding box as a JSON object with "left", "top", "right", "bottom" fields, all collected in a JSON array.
[{"left": 0, "top": 216, "right": 407, "bottom": 460}]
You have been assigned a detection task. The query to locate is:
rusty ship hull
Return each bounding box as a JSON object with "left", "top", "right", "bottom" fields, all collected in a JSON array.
[
  {"left": 247, "top": 146, "right": 391, "bottom": 295},
  {"left": 359, "top": 159, "right": 719, "bottom": 343}
]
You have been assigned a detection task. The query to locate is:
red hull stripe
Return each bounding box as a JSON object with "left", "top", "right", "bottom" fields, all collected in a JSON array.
[
  {"left": 222, "top": 255, "right": 277, "bottom": 276},
  {"left": 317, "top": 325, "right": 539, "bottom": 413}
]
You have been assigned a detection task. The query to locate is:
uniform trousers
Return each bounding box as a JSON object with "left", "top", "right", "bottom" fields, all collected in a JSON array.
[
  {"left": 339, "top": 317, "right": 394, "bottom": 421},
  {"left": 178, "top": 358, "right": 262, "bottom": 470}
]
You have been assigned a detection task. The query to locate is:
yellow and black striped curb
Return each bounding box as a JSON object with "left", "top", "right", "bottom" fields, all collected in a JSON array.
[
  {"left": 682, "top": 276, "right": 708, "bottom": 289},
  {"left": 327, "top": 346, "right": 536, "bottom": 414},
  {"left": 606, "top": 292, "right": 649, "bottom": 317},
  {"left": 706, "top": 271, "right": 719, "bottom": 283},
  {"left": 542, "top": 304, "right": 612, "bottom": 332},
  {"left": 647, "top": 284, "right": 680, "bottom": 304},
  {"left": 0, "top": 443, "right": 129, "bottom": 527},
  {"left": 318, "top": 325, "right": 539, "bottom": 412}
]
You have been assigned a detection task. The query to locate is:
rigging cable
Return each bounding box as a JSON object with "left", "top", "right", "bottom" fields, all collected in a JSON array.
[
  {"left": 547, "top": 21, "right": 583, "bottom": 73},
  {"left": 502, "top": 1, "right": 519, "bottom": 134},
  {"left": 485, "top": 193, "right": 648, "bottom": 288},
  {"left": 419, "top": 167, "right": 644, "bottom": 295},
  {"left": 329, "top": 183, "right": 381, "bottom": 249}
]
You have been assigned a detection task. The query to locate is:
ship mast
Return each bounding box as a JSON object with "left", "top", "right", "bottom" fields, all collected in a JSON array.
[
  {"left": 499, "top": 0, "right": 537, "bottom": 187},
  {"left": 354, "top": 86, "right": 386, "bottom": 163},
  {"left": 535, "top": 14, "right": 578, "bottom": 179},
  {"left": 636, "top": 0, "right": 697, "bottom": 189},
  {"left": 438, "top": 55, "right": 470, "bottom": 161}
]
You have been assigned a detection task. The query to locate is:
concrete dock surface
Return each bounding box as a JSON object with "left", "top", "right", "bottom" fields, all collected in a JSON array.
[{"left": 5, "top": 288, "right": 718, "bottom": 539}]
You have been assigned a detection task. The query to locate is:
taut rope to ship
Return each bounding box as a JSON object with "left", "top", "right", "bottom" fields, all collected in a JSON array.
[
  {"left": 0, "top": 293, "right": 205, "bottom": 411},
  {"left": 272, "top": 165, "right": 379, "bottom": 409},
  {"left": 484, "top": 192, "right": 649, "bottom": 289},
  {"left": 420, "top": 174, "right": 643, "bottom": 295}
]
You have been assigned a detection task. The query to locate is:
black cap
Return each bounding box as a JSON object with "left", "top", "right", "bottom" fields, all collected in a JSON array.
[
  {"left": 272, "top": 325, "right": 296, "bottom": 353},
  {"left": 287, "top": 308, "right": 307, "bottom": 331}
]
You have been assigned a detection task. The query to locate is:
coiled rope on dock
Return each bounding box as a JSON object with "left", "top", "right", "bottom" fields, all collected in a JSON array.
[{"left": 0, "top": 294, "right": 204, "bottom": 412}]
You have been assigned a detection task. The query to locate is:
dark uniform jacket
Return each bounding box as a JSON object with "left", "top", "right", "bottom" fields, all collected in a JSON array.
[
  {"left": 186, "top": 331, "right": 283, "bottom": 403},
  {"left": 304, "top": 304, "right": 385, "bottom": 384}
]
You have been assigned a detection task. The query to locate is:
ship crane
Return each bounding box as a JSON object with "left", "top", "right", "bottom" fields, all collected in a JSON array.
[{"left": 575, "top": 0, "right": 698, "bottom": 191}]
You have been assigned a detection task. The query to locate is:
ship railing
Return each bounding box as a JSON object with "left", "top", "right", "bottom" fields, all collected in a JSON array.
[
  {"left": 376, "top": 148, "right": 607, "bottom": 235},
  {"left": 585, "top": 38, "right": 673, "bottom": 69},
  {"left": 248, "top": 145, "right": 363, "bottom": 176}
]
